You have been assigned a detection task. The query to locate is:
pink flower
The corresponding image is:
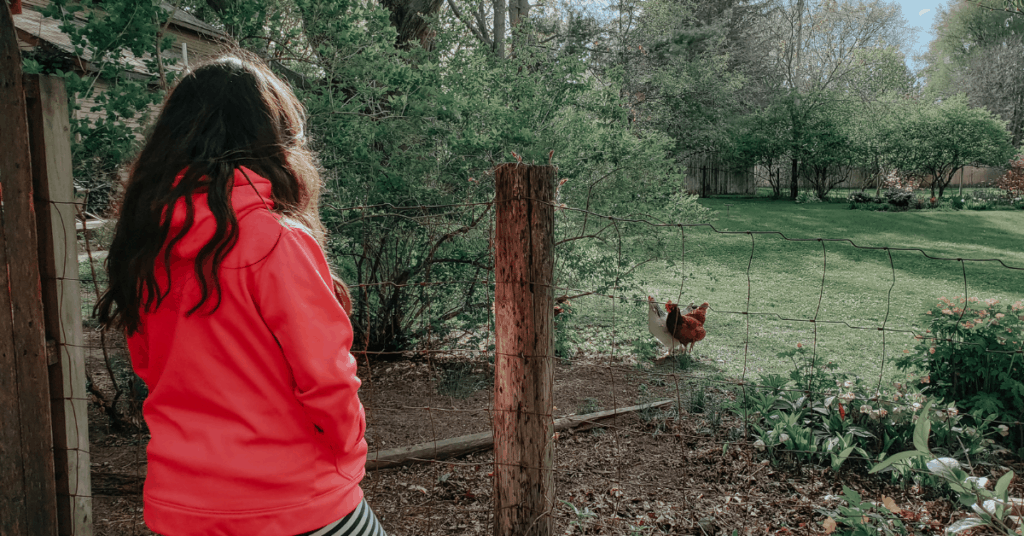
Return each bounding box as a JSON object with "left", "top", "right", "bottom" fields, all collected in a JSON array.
[
  {"left": 985, "top": 298, "right": 998, "bottom": 306},
  {"left": 942, "top": 309, "right": 953, "bottom": 315},
  {"left": 968, "top": 297, "right": 979, "bottom": 303},
  {"left": 797, "top": 343, "right": 803, "bottom": 348},
  {"left": 929, "top": 347, "right": 935, "bottom": 354},
  {"left": 921, "top": 375, "right": 931, "bottom": 383},
  {"left": 996, "top": 313, "right": 1005, "bottom": 319},
  {"left": 926, "top": 311, "right": 932, "bottom": 315}
]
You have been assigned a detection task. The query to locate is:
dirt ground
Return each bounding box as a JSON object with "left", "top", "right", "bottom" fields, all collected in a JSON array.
[{"left": 84, "top": 326, "right": 1024, "bottom": 536}]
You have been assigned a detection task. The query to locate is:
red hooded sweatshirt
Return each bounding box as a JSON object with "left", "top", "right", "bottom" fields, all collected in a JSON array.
[{"left": 126, "top": 167, "right": 367, "bottom": 535}]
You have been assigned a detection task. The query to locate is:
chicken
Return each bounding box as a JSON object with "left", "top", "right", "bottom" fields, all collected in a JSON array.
[
  {"left": 667, "top": 301, "right": 709, "bottom": 354},
  {"left": 647, "top": 296, "right": 697, "bottom": 357}
]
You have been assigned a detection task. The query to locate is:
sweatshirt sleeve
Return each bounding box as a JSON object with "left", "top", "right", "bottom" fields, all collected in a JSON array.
[{"left": 253, "top": 226, "right": 365, "bottom": 462}]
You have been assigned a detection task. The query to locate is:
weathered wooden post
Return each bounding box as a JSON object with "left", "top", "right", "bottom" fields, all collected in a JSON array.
[
  {"left": 493, "top": 162, "right": 555, "bottom": 536},
  {"left": 25, "top": 73, "right": 94, "bottom": 536},
  {"left": 0, "top": 3, "right": 60, "bottom": 535}
]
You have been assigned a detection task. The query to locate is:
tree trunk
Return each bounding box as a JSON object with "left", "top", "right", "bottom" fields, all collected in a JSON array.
[
  {"left": 493, "top": 0, "right": 506, "bottom": 58},
  {"left": 790, "top": 157, "right": 799, "bottom": 199},
  {"left": 1011, "top": 90, "right": 1024, "bottom": 149},
  {"left": 378, "top": 0, "right": 446, "bottom": 49}
]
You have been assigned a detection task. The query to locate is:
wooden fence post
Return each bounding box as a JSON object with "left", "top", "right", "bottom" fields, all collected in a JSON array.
[
  {"left": 25, "top": 73, "right": 94, "bottom": 536},
  {"left": 0, "top": 3, "right": 60, "bottom": 535},
  {"left": 493, "top": 163, "right": 555, "bottom": 536}
]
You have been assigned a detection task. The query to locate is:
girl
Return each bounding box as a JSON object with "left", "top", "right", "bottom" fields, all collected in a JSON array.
[{"left": 96, "top": 53, "right": 384, "bottom": 536}]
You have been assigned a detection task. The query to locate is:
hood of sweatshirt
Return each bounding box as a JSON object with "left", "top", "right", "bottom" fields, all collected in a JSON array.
[{"left": 164, "top": 167, "right": 280, "bottom": 266}]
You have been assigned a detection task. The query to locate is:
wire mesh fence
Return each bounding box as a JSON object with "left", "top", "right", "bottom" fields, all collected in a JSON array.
[{"left": 61, "top": 163, "right": 1024, "bottom": 536}]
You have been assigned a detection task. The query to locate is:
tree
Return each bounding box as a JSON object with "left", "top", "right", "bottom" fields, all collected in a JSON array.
[
  {"left": 726, "top": 102, "right": 791, "bottom": 196},
  {"left": 922, "top": 0, "right": 1024, "bottom": 147},
  {"left": 901, "top": 96, "right": 1015, "bottom": 198},
  {"left": 800, "top": 95, "right": 859, "bottom": 199},
  {"left": 754, "top": 0, "right": 910, "bottom": 198}
]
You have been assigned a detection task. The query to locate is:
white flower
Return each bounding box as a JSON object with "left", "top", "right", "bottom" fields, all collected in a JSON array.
[
  {"left": 754, "top": 439, "right": 766, "bottom": 451},
  {"left": 840, "top": 392, "right": 856, "bottom": 402},
  {"left": 926, "top": 457, "right": 960, "bottom": 480},
  {"left": 965, "top": 476, "right": 989, "bottom": 489},
  {"left": 911, "top": 402, "right": 922, "bottom": 410},
  {"left": 998, "top": 424, "right": 1010, "bottom": 437},
  {"left": 860, "top": 405, "right": 872, "bottom": 414},
  {"left": 946, "top": 407, "right": 959, "bottom": 417},
  {"left": 779, "top": 433, "right": 790, "bottom": 444},
  {"left": 971, "top": 499, "right": 1003, "bottom": 517},
  {"left": 842, "top": 380, "right": 853, "bottom": 388}
]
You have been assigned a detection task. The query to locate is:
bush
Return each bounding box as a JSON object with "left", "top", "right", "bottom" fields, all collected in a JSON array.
[
  {"left": 911, "top": 197, "right": 927, "bottom": 210},
  {"left": 847, "top": 191, "right": 877, "bottom": 204},
  {"left": 740, "top": 357, "right": 1003, "bottom": 479},
  {"left": 996, "top": 153, "right": 1024, "bottom": 200},
  {"left": 884, "top": 188, "right": 914, "bottom": 207},
  {"left": 796, "top": 190, "right": 823, "bottom": 204},
  {"left": 897, "top": 297, "right": 1024, "bottom": 451}
]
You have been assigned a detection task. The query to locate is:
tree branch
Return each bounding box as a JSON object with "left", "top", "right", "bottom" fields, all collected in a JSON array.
[{"left": 447, "top": 0, "right": 491, "bottom": 46}]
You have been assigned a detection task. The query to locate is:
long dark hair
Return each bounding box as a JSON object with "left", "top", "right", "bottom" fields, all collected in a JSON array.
[{"left": 96, "top": 52, "right": 332, "bottom": 335}]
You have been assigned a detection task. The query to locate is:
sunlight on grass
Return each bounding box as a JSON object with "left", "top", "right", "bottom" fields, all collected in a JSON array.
[{"left": 562, "top": 198, "right": 1024, "bottom": 389}]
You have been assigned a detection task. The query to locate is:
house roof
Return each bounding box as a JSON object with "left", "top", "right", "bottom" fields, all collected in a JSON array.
[
  {"left": 158, "top": 1, "right": 227, "bottom": 40},
  {"left": 14, "top": 0, "right": 228, "bottom": 77}
]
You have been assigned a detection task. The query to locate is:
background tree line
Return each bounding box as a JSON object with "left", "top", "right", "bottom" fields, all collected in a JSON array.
[{"left": 21, "top": 0, "right": 1020, "bottom": 351}]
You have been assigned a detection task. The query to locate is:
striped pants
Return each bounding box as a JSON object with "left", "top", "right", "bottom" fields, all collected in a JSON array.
[{"left": 295, "top": 499, "right": 387, "bottom": 536}]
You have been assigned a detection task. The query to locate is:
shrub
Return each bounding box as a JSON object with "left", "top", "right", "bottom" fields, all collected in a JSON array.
[
  {"left": 950, "top": 197, "right": 967, "bottom": 210},
  {"left": 796, "top": 190, "right": 823, "bottom": 204},
  {"left": 884, "top": 188, "right": 914, "bottom": 207},
  {"left": 911, "top": 197, "right": 927, "bottom": 210},
  {"left": 554, "top": 300, "right": 582, "bottom": 362},
  {"left": 896, "top": 297, "right": 1024, "bottom": 451},
  {"left": 996, "top": 153, "right": 1024, "bottom": 200},
  {"left": 847, "top": 191, "right": 876, "bottom": 204}
]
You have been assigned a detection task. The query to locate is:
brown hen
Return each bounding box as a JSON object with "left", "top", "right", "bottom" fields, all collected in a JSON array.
[{"left": 665, "top": 301, "right": 709, "bottom": 355}]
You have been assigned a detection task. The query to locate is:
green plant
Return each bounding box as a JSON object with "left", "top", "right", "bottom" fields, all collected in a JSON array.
[
  {"left": 555, "top": 302, "right": 582, "bottom": 363},
  {"left": 884, "top": 188, "right": 914, "bottom": 207},
  {"left": 688, "top": 385, "right": 708, "bottom": 413},
  {"left": 796, "top": 190, "right": 823, "bottom": 204},
  {"left": 896, "top": 296, "right": 1024, "bottom": 448},
  {"left": 870, "top": 402, "right": 1022, "bottom": 535},
  {"left": 817, "top": 485, "right": 916, "bottom": 535}
]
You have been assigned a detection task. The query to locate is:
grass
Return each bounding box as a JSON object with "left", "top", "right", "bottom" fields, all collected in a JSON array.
[{"left": 562, "top": 197, "right": 1024, "bottom": 390}]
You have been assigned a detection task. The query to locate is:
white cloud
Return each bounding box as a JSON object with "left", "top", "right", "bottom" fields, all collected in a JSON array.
[{"left": 919, "top": 8, "right": 930, "bottom": 15}]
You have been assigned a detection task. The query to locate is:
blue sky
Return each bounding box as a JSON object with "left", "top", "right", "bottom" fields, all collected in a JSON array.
[{"left": 898, "top": 0, "right": 943, "bottom": 61}]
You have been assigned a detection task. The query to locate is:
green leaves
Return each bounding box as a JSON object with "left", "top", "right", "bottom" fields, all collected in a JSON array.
[{"left": 912, "top": 401, "right": 932, "bottom": 454}]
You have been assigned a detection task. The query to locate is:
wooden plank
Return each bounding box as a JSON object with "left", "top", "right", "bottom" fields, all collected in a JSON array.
[
  {"left": 364, "top": 400, "right": 674, "bottom": 471},
  {"left": 0, "top": 4, "right": 59, "bottom": 535},
  {"left": 493, "top": 163, "right": 555, "bottom": 536},
  {"left": 26, "top": 73, "right": 93, "bottom": 536}
]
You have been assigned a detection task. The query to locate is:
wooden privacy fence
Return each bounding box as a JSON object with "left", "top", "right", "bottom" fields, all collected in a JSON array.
[
  {"left": 683, "top": 152, "right": 756, "bottom": 196},
  {"left": 1, "top": 4, "right": 92, "bottom": 535}
]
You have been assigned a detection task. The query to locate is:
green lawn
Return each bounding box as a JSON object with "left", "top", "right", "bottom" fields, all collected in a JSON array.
[{"left": 568, "top": 197, "right": 1024, "bottom": 388}]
